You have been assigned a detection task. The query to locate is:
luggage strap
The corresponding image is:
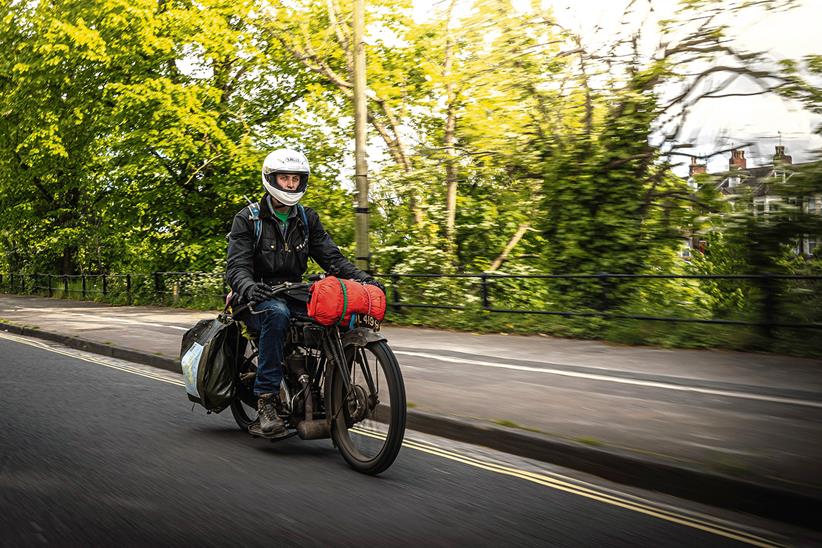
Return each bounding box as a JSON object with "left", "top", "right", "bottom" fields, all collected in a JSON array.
[{"left": 336, "top": 277, "right": 348, "bottom": 326}]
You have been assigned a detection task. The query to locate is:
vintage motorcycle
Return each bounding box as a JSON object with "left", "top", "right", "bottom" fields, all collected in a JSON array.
[{"left": 227, "top": 279, "right": 406, "bottom": 476}]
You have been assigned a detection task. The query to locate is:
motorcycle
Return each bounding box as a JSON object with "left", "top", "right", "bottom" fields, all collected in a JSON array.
[{"left": 227, "top": 279, "right": 406, "bottom": 476}]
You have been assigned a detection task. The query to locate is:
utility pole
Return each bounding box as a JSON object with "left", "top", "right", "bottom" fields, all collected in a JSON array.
[{"left": 353, "top": 0, "right": 370, "bottom": 272}]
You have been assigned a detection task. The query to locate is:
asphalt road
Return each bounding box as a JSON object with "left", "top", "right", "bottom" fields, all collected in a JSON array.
[
  {"left": 0, "top": 334, "right": 794, "bottom": 547},
  {"left": 2, "top": 294, "right": 821, "bottom": 491}
]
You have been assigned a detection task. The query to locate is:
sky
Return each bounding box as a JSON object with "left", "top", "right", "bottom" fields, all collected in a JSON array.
[{"left": 412, "top": 0, "right": 822, "bottom": 176}]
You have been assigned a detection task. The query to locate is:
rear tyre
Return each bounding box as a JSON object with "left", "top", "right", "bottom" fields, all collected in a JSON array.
[
  {"left": 329, "top": 340, "right": 406, "bottom": 475},
  {"left": 230, "top": 347, "right": 259, "bottom": 431}
]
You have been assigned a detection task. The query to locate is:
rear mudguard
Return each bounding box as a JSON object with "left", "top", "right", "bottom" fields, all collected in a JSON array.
[{"left": 340, "top": 327, "right": 386, "bottom": 348}]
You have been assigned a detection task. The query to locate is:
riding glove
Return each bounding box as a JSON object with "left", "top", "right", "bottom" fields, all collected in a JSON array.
[
  {"left": 363, "top": 277, "right": 386, "bottom": 295},
  {"left": 246, "top": 282, "right": 274, "bottom": 303}
]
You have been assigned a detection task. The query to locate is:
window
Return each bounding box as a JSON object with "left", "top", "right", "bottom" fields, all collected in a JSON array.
[
  {"left": 680, "top": 242, "right": 692, "bottom": 260},
  {"left": 787, "top": 198, "right": 797, "bottom": 221}
]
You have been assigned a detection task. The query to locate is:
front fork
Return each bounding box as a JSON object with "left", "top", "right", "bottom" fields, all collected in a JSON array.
[
  {"left": 324, "top": 326, "right": 352, "bottom": 395},
  {"left": 323, "top": 327, "right": 380, "bottom": 426}
]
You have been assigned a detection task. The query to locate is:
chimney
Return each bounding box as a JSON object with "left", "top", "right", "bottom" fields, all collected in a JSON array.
[
  {"left": 773, "top": 145, "right": 792, "bottom": 165},
  {"left": 689, "top": 157, "right": 707, "bottom": 176},
  {"left": 729, "top": 148, "right": 746, "bottom": 170}
]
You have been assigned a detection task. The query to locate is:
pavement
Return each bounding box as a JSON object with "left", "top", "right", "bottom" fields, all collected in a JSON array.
[{"left": 1, "top": 293, "right": 821, "bottom": 528}]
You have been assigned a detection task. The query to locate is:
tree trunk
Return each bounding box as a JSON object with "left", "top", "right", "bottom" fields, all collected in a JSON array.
[
  {"left": 444, "top": 105, "right": 457, "bottom": 250},
  {"left": 443, "top": 0, "right": 458, "bottom": 256},
  {"left": 443, "top": 0, "right": 458, "bottom": 263},
  {"left": 61, "top": 246, "right": 76, "bottom": 275},
  {"left": 489, "top": 223, "right": 530, "bottom": 272}
]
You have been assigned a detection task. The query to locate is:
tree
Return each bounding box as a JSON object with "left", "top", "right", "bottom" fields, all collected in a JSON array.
[
  {"left": 0, "top": 0, "right": 166, "bottom": 273},
  {"left": 522, "top": 0, "right": 816, "bottom": 308},
  {"left": 0, "top": 0, "right": 337, "bottom": 274}
]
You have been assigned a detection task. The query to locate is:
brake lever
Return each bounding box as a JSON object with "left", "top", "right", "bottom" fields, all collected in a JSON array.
[{"left": 264, "top": 282, "right": 288, "bottom": 298}]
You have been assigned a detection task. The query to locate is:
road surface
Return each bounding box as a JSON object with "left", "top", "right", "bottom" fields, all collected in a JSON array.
[{"left": 0, "top": 332, "right": 801, "bottom": 546}]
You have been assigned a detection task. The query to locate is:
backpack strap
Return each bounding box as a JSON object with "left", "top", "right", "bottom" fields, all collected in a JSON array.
[
  {"left": 247, "top": 202, "right": 262, "bottom": 249},
  {"left": 247, "top": 201, "right": 309, "bottom": 251},
  {"left": 294, "top": 203, "right": 310, "bottom": 251},
  {"left": 297, "top": 203, "right": 309, "bottom": 243}
]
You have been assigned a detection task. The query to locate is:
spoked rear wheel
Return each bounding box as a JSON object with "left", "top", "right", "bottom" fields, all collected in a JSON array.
[
  {"left": 230, "top": 347, "right": 259, "bottom": 430},
  {"left": 329, "top": 340, "right": 406, "bottom": 475}
]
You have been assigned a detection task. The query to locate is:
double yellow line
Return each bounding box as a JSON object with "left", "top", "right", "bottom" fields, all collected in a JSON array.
[{"left": 353, "top": 428, "right": 783, "bottom": 547}]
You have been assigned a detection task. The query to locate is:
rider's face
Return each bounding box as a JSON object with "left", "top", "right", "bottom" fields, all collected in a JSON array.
[{"left": 277, "top": 173, "right": 301, "bottom": 191}]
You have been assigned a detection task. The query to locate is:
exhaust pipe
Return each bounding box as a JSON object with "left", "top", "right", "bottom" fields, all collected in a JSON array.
[{"left": 297, "top": 419, "right": 331, "bottom": 440}]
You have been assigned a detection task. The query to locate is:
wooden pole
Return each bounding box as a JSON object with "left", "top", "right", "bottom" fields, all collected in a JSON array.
[{"left": 353, "top": 0, "right": 370, "bottom": 272}]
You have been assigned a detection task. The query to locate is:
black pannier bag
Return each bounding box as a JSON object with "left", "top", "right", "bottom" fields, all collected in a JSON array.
[{"left": 180, "top": 316, "right": 245, "bottom": 413}]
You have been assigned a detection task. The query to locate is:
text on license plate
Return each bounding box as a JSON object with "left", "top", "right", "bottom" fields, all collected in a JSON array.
[{"left": 357, "top": 314, "right": 381, "bottom": 331}]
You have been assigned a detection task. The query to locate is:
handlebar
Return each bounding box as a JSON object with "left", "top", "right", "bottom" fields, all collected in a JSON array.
[
  {"left": 229, "top": 272, "right": 344, "bottom": 316},
  {"left": 228, "top": 273, "right": 381, "bottom": 326},
  {"left": 265, "top": 280, "right": 311, "bottom": 296},
  {"left": 227, "top": 281, "right": 311, "bottom": 317}
]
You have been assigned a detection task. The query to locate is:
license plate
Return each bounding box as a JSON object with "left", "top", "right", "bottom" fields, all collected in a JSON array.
[{"left": 356, "top": 314, "right": 381, "bottom": 331}]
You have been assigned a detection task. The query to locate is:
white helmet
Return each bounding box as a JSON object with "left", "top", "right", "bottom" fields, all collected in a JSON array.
[{"left": 261, "top": 148, "right": 310, "bottom": 206}]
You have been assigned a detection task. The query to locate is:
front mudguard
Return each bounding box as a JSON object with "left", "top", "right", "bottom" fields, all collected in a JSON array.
[{"left": 340, "top": 327, "right": 386, "bottom": 348}]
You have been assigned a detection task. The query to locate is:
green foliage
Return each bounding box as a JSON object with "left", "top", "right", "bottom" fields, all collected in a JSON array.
[
  {"left": 1, "top": 0, "right": 820, "bottom": 356},
  {"left": 0, "top": 0, "right": 350, "bottom": 275}
]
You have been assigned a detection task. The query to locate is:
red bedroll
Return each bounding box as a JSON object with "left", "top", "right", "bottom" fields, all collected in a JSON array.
[{"left": 308, "top": 276, "right": 386, "bottom": 326}]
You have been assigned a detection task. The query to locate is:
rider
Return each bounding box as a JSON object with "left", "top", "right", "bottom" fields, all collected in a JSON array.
[{"left": 226, "top": 148, "right": 384, "bottom": 437}]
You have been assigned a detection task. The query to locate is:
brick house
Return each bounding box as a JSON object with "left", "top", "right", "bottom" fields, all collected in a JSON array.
[{"left": 682, "top": 145, "right": 821, "bottom": 258}]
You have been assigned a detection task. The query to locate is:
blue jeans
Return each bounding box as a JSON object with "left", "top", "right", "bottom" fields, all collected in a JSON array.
[{"left": 243, "top": 298, "right": 305, "bottom": 396}]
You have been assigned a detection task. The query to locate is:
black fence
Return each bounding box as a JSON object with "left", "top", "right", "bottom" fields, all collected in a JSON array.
[
  {"left": 382, "top": 272, "right": 822, "bottom": 332},
  {"left": 1, "top": 271, "right": 821, "bottom": 332},
  {"left": 0, "top": 272, "right": 227, "bottom": 307}
]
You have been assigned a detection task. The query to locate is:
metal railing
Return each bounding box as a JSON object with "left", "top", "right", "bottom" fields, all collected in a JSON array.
[
  {"left": 380, "top": 272, "right": 822, "bottom": 332},
  {"left": 0, "top": 272, "right": 226, "bottom": 306},
  {"left": 1, "top": 271, "right": 821, "bottom": 331}
]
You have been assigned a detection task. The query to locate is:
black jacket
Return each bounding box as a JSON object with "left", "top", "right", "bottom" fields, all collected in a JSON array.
[{"left": 225, "top": 195, "right": 369, "bottom": 300}]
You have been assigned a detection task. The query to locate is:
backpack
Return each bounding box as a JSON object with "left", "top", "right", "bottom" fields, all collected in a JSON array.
[{"left": 180, "top": 316, "right": 245, "bottom": 413}]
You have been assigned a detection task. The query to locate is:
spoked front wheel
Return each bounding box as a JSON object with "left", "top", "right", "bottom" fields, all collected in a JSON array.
[{"left": 329, "top": 340, "right": 406, "bottom": 475}]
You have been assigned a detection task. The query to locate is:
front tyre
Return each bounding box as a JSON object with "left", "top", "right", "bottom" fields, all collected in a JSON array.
[{"left": 329, "top": 340, "right": 406, "bottom": 475}]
